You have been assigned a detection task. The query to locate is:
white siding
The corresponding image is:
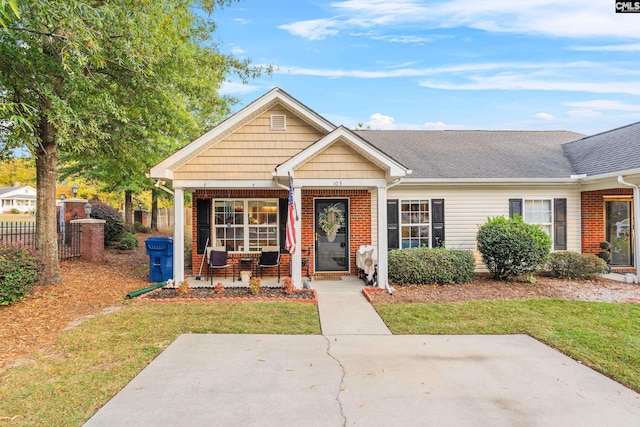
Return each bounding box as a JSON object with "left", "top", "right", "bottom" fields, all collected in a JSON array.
[{"left": 383, "top": 185, "right": 582, "bottom": 270}]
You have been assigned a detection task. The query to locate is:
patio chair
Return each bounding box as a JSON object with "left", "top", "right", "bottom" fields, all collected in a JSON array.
[
  {"left": 257, "top": 245, "right": 280, "bottom": 283},
  {"left": 207, "top": 246, "right": 230, "bottom": 285}
]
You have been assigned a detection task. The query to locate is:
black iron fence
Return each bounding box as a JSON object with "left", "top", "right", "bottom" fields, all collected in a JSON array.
[{"left": 0, "top": 221, "right": 81, "bottom": 260}]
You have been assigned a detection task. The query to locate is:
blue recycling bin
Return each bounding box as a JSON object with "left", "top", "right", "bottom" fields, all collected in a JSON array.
[{"left": 145, "top": 236, "right": 174, "bottom": 282}]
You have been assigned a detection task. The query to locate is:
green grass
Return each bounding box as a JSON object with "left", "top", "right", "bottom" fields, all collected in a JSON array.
[
  {"left": 0, "top": 302, "right": 320, "bottom": 426},
  {"left": 375, "top": 299, "right": 640, "bottom": 392}
]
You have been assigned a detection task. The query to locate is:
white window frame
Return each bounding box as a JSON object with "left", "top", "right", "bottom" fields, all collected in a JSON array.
[
  {"left": 400, "top": 199, "right": 430, "bottom": 249},
  {"left": 213, "top": 199, "right": 279, "bottom": 252},
  {"left": 523, "top": 199, "right": 553, "bottom": 236}
]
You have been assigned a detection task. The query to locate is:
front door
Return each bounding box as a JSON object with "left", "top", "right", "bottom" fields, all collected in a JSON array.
[
  {"left": 315, "top": 199, "right": 349, "bottom": 272},
  {"left": 605, "top": 200, "right": 634, "bottom": 266}
]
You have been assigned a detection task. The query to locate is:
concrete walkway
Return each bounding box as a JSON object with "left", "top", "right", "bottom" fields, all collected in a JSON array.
[
  {"left": 314, "top": 276, "right": 391, "bottom": 335},
  {"left": 84, "top": 277, "right": 640, "bottom": 427}
]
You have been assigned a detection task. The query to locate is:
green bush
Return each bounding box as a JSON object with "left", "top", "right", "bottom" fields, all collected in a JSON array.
[
  {"left": 88, "top": 200, "right": 125, "bottom": 245},
  {"left": 477, "top": 215, "right": 551, "bottom": 280},
  {"left": 133, "top": 221, "right": 151, "bottom": 233},
  {"left": 118, "top": 232, "right": 139, "bottom": 250},
  {"left": 0, "top": 244, "right": 44, "bottom": 305},
  {"left": 546, "top": 251, "right": 607, "bottom": 279},
  {"left": 388, "top": 247, "right": 475, "bottom": 285},
  {"left": 9, "top": 208, "right": 20, "bottom": 214}
]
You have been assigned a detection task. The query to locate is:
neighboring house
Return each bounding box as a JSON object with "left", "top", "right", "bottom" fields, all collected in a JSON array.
[
  {"left": 149, "top": 88, "right": 640, "bottom": 288},
  {"left": 0, "top": 185, "right": 36, "bottom": 214}
]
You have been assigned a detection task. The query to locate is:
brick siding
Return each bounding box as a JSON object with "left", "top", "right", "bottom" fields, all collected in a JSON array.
[
  {"left": 192, "top": 188, "right": 371, "bottom": 278},
  {"left": 581, "top": 188, "right": 633, "bottom": 256}
]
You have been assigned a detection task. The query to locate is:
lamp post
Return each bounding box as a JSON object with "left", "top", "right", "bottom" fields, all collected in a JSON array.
[
  {"left": 84, "top": 202, "right": 92, "bottom": 218},
  {"left": 72, "top": 184, "right": 78, "bottom": 198}
]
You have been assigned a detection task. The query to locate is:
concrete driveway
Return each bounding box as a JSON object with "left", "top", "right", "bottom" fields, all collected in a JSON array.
[
  {"left": 85, "top": 334, "right": 640, "bottom": 426},
  {"left": 85, "top": 277, "right": 640, "bottom": 426}
]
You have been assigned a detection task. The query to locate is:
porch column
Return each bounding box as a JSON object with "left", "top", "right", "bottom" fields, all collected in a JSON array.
[
  {"left": 291, "top": 185, "right": 303, "bottom": 288},
  {"left": 173, "top": 187, "right": 185, "bottom": 284},
  {"left": 377, "top": 186, "right": 388, "bottom": 290}
]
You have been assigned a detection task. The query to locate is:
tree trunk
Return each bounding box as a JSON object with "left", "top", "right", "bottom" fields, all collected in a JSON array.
[
  {"left": 35, "top": 115, "right": 62, "bottom": 285},
  {"left": 124, "top": 190, "right": 133, "bottom": 229},
  {"left": 151, "top": 189, "right": 158, "bottom": 231}
]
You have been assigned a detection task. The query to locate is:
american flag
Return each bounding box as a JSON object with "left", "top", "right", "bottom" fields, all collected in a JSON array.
[{"left": 285, "top": 175, "right": 297, "bottom": 255}]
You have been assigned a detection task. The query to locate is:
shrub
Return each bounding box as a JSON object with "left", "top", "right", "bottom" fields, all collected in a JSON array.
[
  {"left": 477, "top": 215, "right": 551, "bottom": 280},
  {"left": 9, "top": 208, "right": 20, "bottom": 214},
  {"left": 88, "top": 200, "right": 124, "bottom": 245},
  {"left": 118, "top": 232, "right": 138, "bottom": 250},
  {"left": 282, "top": 277, "right": 294, "bottom": 295},
  {"left": 388, "top": 247, "right": 475, "bottom": 285},
  {"left": 133, "top": 221, "right": 151, "bottom": 233},
  {"left": 248, "top": 277, "right": 261, "bottom": 296},
  {"left": 0, "top": 244, "right": 44, "bottom": 305},
  {"left": 546, "top": 251, "right": 607, "bottom": 279}
]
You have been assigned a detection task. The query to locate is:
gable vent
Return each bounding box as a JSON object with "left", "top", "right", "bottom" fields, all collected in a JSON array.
[{"left": 270, "top": 114, "right": 286, "bottom": 131}]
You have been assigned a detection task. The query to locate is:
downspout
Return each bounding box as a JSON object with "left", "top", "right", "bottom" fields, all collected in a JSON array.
[
  {"left": 380, "top": 178, "right": 404, "bottom": 294},
  {"left": 617, "top": 176, "right": 640, "bottom": 282}
]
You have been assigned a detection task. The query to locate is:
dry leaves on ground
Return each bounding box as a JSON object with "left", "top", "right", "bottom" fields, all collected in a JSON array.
[{"left": 0, "top": 233, "right": 159, "bottom": 368}]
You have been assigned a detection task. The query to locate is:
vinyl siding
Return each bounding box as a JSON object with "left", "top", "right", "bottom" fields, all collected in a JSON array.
[
  {"left": 385, "top": 185, "right": 582, "bottom": 270},
  {"left": 173, "top": 105, "right": 326, "bottom": 181}
]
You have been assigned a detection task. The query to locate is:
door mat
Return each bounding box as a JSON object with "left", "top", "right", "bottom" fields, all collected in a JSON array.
[{"left": 314, "top": 276, "right": 342, "bottom": 281}]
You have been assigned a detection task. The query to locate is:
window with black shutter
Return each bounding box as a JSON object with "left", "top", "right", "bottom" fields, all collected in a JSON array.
[
  {"left": 279, "top": 197, "right": 288, "bottom": 254},
  {"left": 196, "top": 199, "right": 211, "bottom": 254},
  {"left": 431, "top": 199, "right": 445, "bottom": 247},
  {"left": 387, "top": 199, "right": 399, "bottom": 250},
  {"left": 554, "top": 198, "right": 567, "bottom": 250},
  {"left": 509, "top": 199, "right": 523, "bottom": 218}
]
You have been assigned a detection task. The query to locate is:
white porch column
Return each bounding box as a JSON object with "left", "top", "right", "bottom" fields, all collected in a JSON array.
[
  {"left": 377, "top": 186, "right": 388, "bottom": 289},
  {"left": 291, "top": 186, "right": 303, "bottom": 288},
  {"left": 173, "top": 187, "right": 185, "bottom": 284}
]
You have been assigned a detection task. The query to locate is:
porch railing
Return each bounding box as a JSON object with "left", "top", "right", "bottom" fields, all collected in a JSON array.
[{"left": 0, "top": 221, "right": 81, "bottom": 260}]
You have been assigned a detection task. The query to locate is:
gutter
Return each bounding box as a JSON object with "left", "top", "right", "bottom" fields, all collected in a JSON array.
[
  {"left": 617, "top": 176, "right": 640, "bottom": 282},
  {"left": 154, "top": 180, "right": 174, "bottom": 196}
]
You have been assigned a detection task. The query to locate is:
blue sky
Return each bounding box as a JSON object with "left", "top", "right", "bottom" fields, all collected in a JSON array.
[{"left": 214, "top": 0, "right": 640, "bottom": 135}]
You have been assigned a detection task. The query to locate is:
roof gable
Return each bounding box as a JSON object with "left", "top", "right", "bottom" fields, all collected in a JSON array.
[
  {"left": 150, "top": 88, "right": 336, "bottom": 181},
  {"left": 275, "top": 126, "right": 410, "bottom": 181}
]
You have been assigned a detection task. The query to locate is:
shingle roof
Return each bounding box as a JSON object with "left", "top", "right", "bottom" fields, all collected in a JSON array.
[
  {"left": 562, "top": 122, "right": 640, "bottom": 177},
  {"left": 354, "top": 130, "right": 584, "bottom": 179}
]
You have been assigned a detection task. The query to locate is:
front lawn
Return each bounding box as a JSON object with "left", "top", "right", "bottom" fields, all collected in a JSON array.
[
  {"left": 375, "top": 299, "right": 640, "bottom": 393},
  {"left": 0, "top": 302, "right": 320, "bottom": 426}
]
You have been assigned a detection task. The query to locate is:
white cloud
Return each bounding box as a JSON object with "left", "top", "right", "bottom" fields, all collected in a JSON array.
[
  {"left": 570, "top": 43, "right": 640, "bottom": 52},
  {"left": 567, "top": 109, "right": 603, "bottom": 119},
  {"left": 219, "top": 81, "right": 263, "bottom": 95},
  {"left": 535, "top": 112, "right": 555, "bottom": 120},
  {"left": 278, "top": 18, "right": 340, "bottom": 41},
  {"left": 367, "top": 113, "right": 396, "bottom": 129},
  {"left": 279, "top": 1, "right": 640, "bottom": 41},
  {"left": 422, "top": 121, "right": 449, "bottom": 130},
  {"left": 564, "top": 100, "right": 640, "bottom": 112},
  {"left": 420, "top": 74, "right": 640, "bottom": 96}
]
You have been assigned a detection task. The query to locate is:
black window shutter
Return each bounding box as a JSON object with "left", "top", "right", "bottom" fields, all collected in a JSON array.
[
  {"left": 387, "top": 199, "right": 399, "bottom": 250},
  {"left": 196, "top": 199, "right": 211, "bottom": 254},
  {"left": 554, "top": 198, "right": 567, "bottom": 250},
  {"left": 431, "top": 199, "right": 445, "bottom": 248},
  {"left": 279, "top": 198, "right": 289, "bottom": 253},
  {"left": 509, "top": 199, "right": 523, "bottom": 218}
]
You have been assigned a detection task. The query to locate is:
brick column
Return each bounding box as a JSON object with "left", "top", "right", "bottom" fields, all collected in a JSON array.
[{"left": 72, "top": 219, "right": 106, "bottom": 263}]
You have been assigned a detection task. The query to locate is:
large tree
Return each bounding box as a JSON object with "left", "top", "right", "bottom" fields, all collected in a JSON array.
[{"left": 1, "top": 1, "right": 259, "bottom": 284}]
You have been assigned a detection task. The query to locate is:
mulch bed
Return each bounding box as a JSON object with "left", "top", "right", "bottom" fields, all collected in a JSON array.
[
  {"left": 143, "top": 287, "right": 317, "bottom": 303},
  {"left": 364, "top": 273, "right": 640, "bottom": 304}
]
